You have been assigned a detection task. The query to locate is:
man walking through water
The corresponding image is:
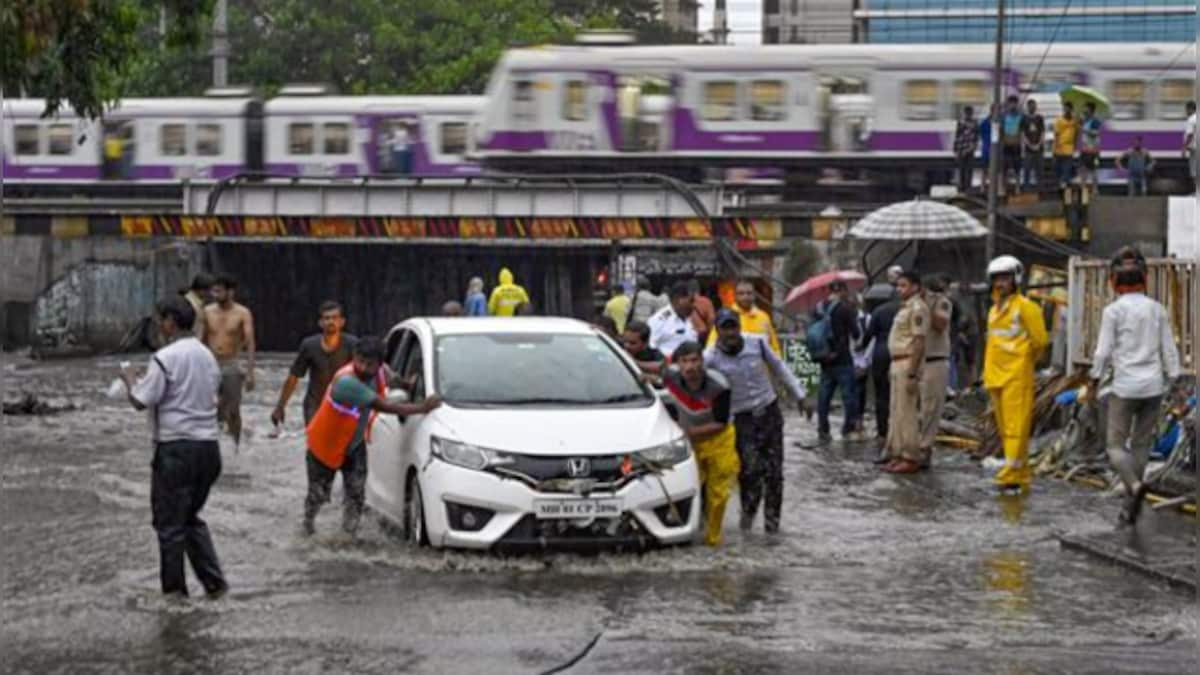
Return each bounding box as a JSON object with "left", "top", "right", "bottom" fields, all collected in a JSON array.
[
  {"left": 272, "top": 301, "right": 358, "bottom": 428},
  {"left": 1091, "top": 247, "right": 1181, "bottom": 524},
  {"left": 705, "top": 309, "right": 810, "bottom": 533},
  {"left": 983, "top": 256, "right": 1048, "bottom": 495},
  {"left": 121, "top": 297, "right": 228, "bottom": 599},
  {"left": 661, "top": 341, "right": 739, "bottom": 546},
  {"left": 204, "top": 276, "right": 255, "bottom": 450},
  {"left": 304, "top": 336, "right": 441, "bottom": 536}
]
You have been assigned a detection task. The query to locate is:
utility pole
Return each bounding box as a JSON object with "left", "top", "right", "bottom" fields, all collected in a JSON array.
[
  {"left": 212, "top": 0, "right": 229, "bottom": 87},
  {"left": 985, "top": 0, "right": 1005, "bottom": 265}
]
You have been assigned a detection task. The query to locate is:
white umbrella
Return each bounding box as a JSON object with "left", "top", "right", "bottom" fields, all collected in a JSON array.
[{"left": 849, "top": 199, "right": 987, "bottom": 241}]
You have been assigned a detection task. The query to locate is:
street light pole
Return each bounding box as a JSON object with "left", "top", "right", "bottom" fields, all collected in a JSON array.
[
  {"left": 986, "top": 0, "right": 1006, "bottom": 265},
  {"left": 212, "top": 0, "right": 229, "bottom": 87}
]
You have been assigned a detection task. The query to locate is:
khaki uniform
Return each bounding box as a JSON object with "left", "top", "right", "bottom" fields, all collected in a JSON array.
[
  {"left": 886, "top": 295, "right": 929, "bottom": 462},
  {"left": 919, "top": 293, "right": 954, "bottom": 459}
]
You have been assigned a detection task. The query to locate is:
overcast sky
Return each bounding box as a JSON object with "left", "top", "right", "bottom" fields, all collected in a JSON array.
[{"left": 697, "top": 0, "right": 763, "bottom": 45}]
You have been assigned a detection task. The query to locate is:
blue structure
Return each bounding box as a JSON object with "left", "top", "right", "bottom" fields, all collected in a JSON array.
[{"left": 858, "top": 0, "right": 1197, "bottom": 43}]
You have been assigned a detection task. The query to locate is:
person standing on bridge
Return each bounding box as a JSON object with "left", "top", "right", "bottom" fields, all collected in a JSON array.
[
  {"left": 953, "top": 106, "right": 980, "bottom": 194},
  {"left": 1091, "top": 247, "right": 1181, "bottom": 525},
  {"left": 204, "top": 276, "right": 256, "bottom": 451},
  {"left": 120, "top": 297, "right": 228, "bottom": 599},
  {"left": 983, "top": 256, "right": 1048, "bottom": 495},
  {"left": 1053, "top": 102, "right": 1079, "bottom": 189},
  {"left": 487, "top": 268, "right": 530, "bottom": 317},
  {"left": 1020, "top": 99, "right": 1046, "bottom": 192},
  {"left": 271, "top": 301, "right": 358, "bottom": 429}
]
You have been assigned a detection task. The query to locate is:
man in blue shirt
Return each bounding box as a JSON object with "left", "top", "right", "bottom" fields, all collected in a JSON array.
[{"left": 979, "top": 103, "right": 999, "bottom": 193}]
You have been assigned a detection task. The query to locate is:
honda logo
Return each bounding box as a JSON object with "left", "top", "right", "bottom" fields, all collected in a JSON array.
[{"left": 566, "top": 457, "right": 591, "bottom": 478}]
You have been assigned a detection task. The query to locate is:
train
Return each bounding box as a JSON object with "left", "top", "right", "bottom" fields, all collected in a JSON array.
[{"left": 2, "top": 42, "right": 1195, "bottom": 186}]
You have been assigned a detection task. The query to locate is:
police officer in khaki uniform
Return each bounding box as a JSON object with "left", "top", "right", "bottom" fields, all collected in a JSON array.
[
  {"left": 918, "top": 277, "right": 954, "bottom": 468},
  {"left": 883, "top": 271, "right": 929, "bottom": 474}
]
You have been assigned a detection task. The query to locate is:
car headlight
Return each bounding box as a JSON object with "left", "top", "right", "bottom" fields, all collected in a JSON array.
[
  {"left": 634, "top": 436, "right": 691, "bottom": 467},
  {"left": 430, "top": 436, "right": 513, "bottom": 471}
]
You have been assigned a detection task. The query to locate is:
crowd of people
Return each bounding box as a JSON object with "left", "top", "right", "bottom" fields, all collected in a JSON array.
[
  {"left": 954, "top": 96, "right": 1197, "bottom": 196},
  {"left": 117, "top": 245, "right": 1184, "bottom": 597}
]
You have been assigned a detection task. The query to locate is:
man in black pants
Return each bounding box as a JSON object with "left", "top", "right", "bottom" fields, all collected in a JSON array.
[
  {"left": 865, "top": 290, "right": 901, "bottom": 454},
  {"left": 122, "top": 297, "right": 228, "bottom": 599}
]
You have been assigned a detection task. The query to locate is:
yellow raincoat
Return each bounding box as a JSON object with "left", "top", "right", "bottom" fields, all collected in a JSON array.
[
  {"left": 705, "top": 304, "right": 782, "bottom": 354},
  {"left": 487, "top": 268, "right": 530, "bottom": 317},
  {"left": 983, "top": 292, "right": 1049, "bottom": 490}
]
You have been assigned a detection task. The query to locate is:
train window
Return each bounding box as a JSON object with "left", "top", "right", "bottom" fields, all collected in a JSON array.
[
  {"left": 47, "top": 124, "right": 74, "bottom": 155},
  {"left": 196, "top": 124, "right": 222, "bottom": 156},
  {"left": 750, "top": 81, "right": 786, "bottom": 121},
  {"left": 1110, "top": 80, "right": 1145, "bottom": 121},
  {"left": 288, "top": 123, "right": 314, "bottom": 154},
  {"left": 902, "top": 80, "right": 939, "bottom": 121},
  {"left": 562, "top": 80, "right": 588, "bottom": 121},
  {"left": 951, "top": 80, "right": 986, "bottom": 119},
  {"left": 1159, "top": 79, "right": 1194, "bottom": 120},
  {"left": 14, "top": 125, "right": 39, "bottom": 155},
  {"left": 323, "top": 123, "right": 350, "bottom": 154},
  {"left": 160, "top": 124, "right": 187, "bottom": 156},
  {"left": 702, "top": 81, "right": 738, "bottom": 121},
  {"left": 513, "top": 80, "right": 537, "bottom": 123},
  {"left": 440, "top": 122, "right": 468, "bottom": 156}
]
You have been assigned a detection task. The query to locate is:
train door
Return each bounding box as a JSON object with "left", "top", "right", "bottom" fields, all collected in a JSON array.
[
  {"left": 815, "top": 73, "right": 869, "bottom": 152},
  {"left": 616, "top": 75, "right": 671, "bottom": 152},
  {"left": 244, "top": 100, "right": 264, "bottom": 173},
  {"left": 101, "top": 120, "right": 135, "bottom": 179}
]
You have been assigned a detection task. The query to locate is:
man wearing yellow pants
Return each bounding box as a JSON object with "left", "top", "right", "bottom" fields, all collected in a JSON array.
[
  {"left": 983, "top": 256, "right": 1049, "bottom": 495},
  {"left": 662, "top": 341, "right": 739, "bottom": 546}
]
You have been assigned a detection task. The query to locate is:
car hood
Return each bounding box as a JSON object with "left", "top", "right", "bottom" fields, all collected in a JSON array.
[{"left": 425, "top": 402, "right": 680, "bottom": 456}]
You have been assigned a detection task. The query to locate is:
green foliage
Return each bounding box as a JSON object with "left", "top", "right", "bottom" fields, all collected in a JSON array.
[{"left": 784, "top": 239, "right": 826, "bottom": 287}]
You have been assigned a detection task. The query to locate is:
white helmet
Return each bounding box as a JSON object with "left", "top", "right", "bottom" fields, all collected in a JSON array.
[{"left": 987, "top": 255, "right": 1024, "bottom": 284}]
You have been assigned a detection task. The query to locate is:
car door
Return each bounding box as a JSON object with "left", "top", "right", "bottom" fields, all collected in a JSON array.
[{"left": 366, "top": 327, "right": 414, "bottom": 517}]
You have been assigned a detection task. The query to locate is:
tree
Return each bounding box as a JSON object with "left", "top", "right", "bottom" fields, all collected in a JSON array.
[{"left": 1, "top": 1, "right": 212, "bottom": 117}]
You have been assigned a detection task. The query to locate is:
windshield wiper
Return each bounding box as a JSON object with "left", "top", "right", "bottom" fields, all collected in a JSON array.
[{"left": 493, "top": 397, "right": 585, "bottom": 405}]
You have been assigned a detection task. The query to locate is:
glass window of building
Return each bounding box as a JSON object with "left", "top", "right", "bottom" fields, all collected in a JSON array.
[
  {"left": 903, "top": 80, "right": 940, "bottom": 120},
  {"left": 1159, "top": 79, "right": 1194, "bottom": 120},
  {"left": 14, "top": 125, "right": 40, "bottom": 155},
  {"left": 440, "top": 122, "right": 468, "bottom": 155},
  {"left": 1110, "top": 80, "right": 1146, "bottom": 121},
  {"left": 47, "top": 124, "right": 75, "bottom": 155},
  {"left": 288, "top": 123, "right": 314, "bottom": 154},
  {"left": 750, "top": 81, "right": 786, "bottom": 121},
  {"left": 323, "top": 123, "right": 350, "bottom": 154},
  {"left": 703, "top": 81, "right": 739, "bottom": 121},
  {"left": 159, "top": 124, "right": 186, "bottom": 156},
  {"left": 196, "top": 124, "right": 222, "bottom": 156}
]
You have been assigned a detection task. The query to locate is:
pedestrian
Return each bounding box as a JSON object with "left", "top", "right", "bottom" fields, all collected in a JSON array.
[
  {"left": 983, "top": 256, "right": 1049, "bottom": 495},
  {"left": 203, "top": 276, "right": 256, "bottom": 451},
  {"left": 1001, "top": 95, "right": 1024, "bottom": 191},
  {"left": 1116, "top": 136, "right": 1155, "bottom": 196},
  {"left": 864, "top": 285, "right": 900, "bottom": 449},
  {"left": 882, "top": 272, "right": 929, "bottom": 474},
  {"left": 621, "top": 319, "right": 666, "bottom": 378},
  {"left": 953, "top": 105, "right": 980, "bottom": 193},
  {"left": 487, "top": 267, "right": 530, "bottom": 317},
  {"left": 630, "top": 274, "right": 668, "bottom": 324},
  {"left": 1052, "top": 102, "right": 1079, "bottom": 189},
  {"left": 390, "top": 123, "right": 411, "bottom": 174},
  {"left": 1184, "top": 101, "right": 1196, "bottom": 191},
  {"left": 120, "top": 297, "right": 228, "bottom": 599},
  {"left": 592, "top": 314, "right": 619, "bottom": 340},
  {"left": 689, "top": 279, "right": 717, "bottom": 345},
  {"left": 942, "top": 274, "right": 969, "bottom": 393},
  {"left": 648, "top": 281, "right": 698, "bottom": 359},
  {"left": 814, "top": 280, "right": 862, "bottom": 443},
  {"left": 303, "top": 336, "right": 441, "bottom": 536},
  {"left": 1021, "top": 99, "right": 1046, "bottom": 191},
  {"left": 1079, "top": 102, "right": 1102, "bottom": 194},
  {"left": 603, "top": 283, "right": 632, "bottom": 334},
  {"left": 464, "top": 277, "right": 487, "bottom": 317},
  {"left": 979, "top": 104, "right": 999, "bottom": 192},
  {"left": 706, "top": 278, "right": 782, "bottom": 354},
  {"left": 184, "top": 273, "right": 214, "bottom": 342},
  {"left": 660, "top": 341, "right": 739, "bottom": 546},
  {"left": 1090, "top": 247, "right": 1182, "bottom": 524},
  {"left": 851, "top": 298, "right": 872, "bottom": 437},
  {"left": 918, "top": 276, "right": 954, "bottom": 469},
  {"left": 271, "top": 301, "right": 358, "bottom": 429},
  {"left": 706, "top": 309, "right": 810, "bottom": 533},
  {"left": 442, "top": 300, "right": 464, "bottom": 317}
]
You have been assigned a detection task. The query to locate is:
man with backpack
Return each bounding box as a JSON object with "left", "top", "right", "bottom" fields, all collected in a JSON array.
[{"left": 809, "top": 280, "right": 862, "bottom": 443}]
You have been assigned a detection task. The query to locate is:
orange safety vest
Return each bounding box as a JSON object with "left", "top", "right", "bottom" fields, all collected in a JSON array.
[{"left": 306, "top": 364, "right": 386, "bottom": 470}]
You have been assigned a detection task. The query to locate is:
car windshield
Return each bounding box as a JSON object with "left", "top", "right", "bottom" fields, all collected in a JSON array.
[{"left": 436, "top": 333, "right": 651, "bottom": 406}]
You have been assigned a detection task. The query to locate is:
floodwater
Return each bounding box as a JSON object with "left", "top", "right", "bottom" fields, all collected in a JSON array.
[{"left": 2, "top": 353, "right": 1197, "bottom": 674}]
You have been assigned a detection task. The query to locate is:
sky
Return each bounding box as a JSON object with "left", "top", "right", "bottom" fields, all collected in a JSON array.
[{"left": 697, "top": 0, "right": 763, "bottom": 45}]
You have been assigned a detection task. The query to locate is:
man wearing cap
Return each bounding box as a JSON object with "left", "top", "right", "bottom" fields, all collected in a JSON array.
[{"left": 705, "top": 308, "right": 811, "bottom": 533}]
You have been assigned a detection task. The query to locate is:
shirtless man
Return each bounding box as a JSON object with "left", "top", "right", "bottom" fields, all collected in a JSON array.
[{"left": 205, "top": 276, "right": 256, "bottom": 449}]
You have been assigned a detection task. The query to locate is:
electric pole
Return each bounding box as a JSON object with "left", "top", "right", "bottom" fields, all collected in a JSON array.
[
  {"left": 985, "top": 0, "right": 1005, "bottom": 265},
  {"left": 213, "top": 0, "right": 229, "bottom": 87}
]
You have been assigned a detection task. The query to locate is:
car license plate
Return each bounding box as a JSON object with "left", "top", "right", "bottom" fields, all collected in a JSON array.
[{"left": 534, "top": 498, "right": 622, "bottom": 520}]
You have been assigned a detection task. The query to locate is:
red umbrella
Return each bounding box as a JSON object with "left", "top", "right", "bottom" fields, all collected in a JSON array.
[{"left": 785, "top": 270, "right": 867, "bottom": 314}]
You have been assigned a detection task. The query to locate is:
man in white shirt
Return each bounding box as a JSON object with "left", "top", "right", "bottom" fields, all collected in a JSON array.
[
  {"left": 121, "top": 296, "right": 228, "bottom": 598},
  {"left": 1090, "top": 248, "right": 1182, "bottom": 525},
  {"left": 648, "top": 280, "right": 698, "bottom": 359}
]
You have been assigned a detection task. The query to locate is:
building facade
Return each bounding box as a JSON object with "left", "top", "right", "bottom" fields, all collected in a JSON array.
[
  {"left": 762, "top": 0, "right": 858, "bottom": 43},
  {"left": 855, "top": 0, "right": 1197, "bottom": 43}
]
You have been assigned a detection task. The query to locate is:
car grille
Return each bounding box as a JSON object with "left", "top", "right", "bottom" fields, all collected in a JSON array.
[{"left": 497, "top": 453, "right": 627, "bottom": 483}]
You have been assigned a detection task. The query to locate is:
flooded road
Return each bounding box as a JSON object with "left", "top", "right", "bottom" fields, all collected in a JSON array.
[{"left": 2, "top": 353, "right": 1196, "bottom": 674}]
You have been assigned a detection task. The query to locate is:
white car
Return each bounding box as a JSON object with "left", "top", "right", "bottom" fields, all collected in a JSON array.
[{"left": 366, "top": 317, "right": 701, "bottom": 552}]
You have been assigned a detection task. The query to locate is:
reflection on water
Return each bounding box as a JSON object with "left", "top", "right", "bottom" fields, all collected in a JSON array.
[
  {"left": 997, "top": 493, "right": 1027, "bottom": 524},
  {"left": 983, "top": 551, "right": 1033, "bottom": 616}
]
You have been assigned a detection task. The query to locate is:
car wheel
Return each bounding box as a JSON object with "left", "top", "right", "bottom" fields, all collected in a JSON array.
[{"left": 405, "top": 476, "right": 429, "bottom": 547}]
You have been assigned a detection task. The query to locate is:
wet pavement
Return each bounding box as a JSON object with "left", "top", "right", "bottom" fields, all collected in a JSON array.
[{"left": 2, "top": 353, "right": 1197, "bottom": 674}]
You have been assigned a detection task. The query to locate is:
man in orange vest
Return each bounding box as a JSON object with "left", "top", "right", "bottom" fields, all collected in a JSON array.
[{"left": 304, "top": 336, "right": 439, "bottom": 536}]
